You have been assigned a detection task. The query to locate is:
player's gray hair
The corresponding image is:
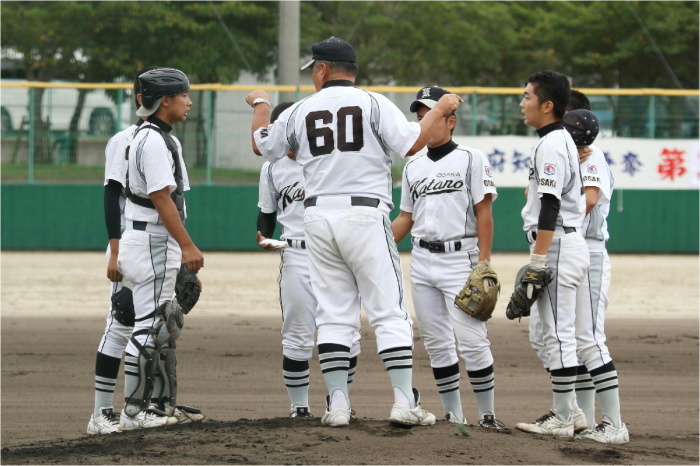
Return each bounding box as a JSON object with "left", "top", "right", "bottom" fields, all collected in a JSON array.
[{"left": 316, "top": 60, "right": 358, "bottom": 77}]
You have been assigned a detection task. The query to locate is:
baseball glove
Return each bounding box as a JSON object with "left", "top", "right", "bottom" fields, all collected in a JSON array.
[
  {"left": 111, "top": 286, "right": 135, "bottom": 327},
  {"left": 175, "top": 264, "right": 200, "bottom": 314},
  {"left": 454, "top": 261, "right": 500, "bottom": 321},
  {"left": 505, "top": 263, "right": 555, "bottom": 320}
]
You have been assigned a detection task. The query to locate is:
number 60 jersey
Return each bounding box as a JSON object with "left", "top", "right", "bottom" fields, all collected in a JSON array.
[{"left": 254, "top": 82, "right": 422, "bottom": 208}]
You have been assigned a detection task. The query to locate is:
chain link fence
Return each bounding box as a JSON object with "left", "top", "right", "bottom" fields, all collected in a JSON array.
[{"left": 1, "top": 82, "right": 698, "bottom": 184}]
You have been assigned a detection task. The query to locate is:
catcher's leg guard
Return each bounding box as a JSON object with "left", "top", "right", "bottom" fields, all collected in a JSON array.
[
  {"left": 155, "top": 300, "right": 185, "bottom": 347},
  {"left": 124, "top": 328, "right": 160, "bottom": 417},
  {"left": 154, "top": 346, "right": 178, "bottom": 410}
]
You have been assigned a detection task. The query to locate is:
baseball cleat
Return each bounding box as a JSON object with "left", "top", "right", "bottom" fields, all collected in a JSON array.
[
  {"left": 478, "top": 414, "right": 507, "bottom": 430},
  {"left": 389, "top": 388, "right": 436, "bottom": 426},
  {"left": 444, "top": 412, "right": 465, "bottom": 424},
  {"left": 290, "top": 406, "right": 314, "bottom": 418},
  {"left": 321, "top": 395, "right": 351, "bottom": 427},
  {"left": 87, "top": 407, "right": 121, "bottom": 435},
  {"left": 571, "top": 407, "right": 588, "bottom": 433},
  {"left": 515, "top": 410, "right": 574, "bottom": 436},
  {"left": 118, "top": 407, "right": 178, "bottom": 430},
  {"left": 575, "top": 421, "right": 629, "bottom": 444},
  {"left": 167, "top": 405, "right": 206, "bottom": 424}
]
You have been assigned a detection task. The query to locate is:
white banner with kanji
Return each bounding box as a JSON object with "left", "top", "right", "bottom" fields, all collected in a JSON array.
[{"left": 452, "top": 136, "right": 700, "bottom": 190}]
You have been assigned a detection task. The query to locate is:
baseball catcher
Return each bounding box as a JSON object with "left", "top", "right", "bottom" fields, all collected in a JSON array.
[
  {"left": 505, "top": 256, "right": 554, "bottom": 320},
  {"left": 454, "top": 261, "right": 500, "bottom": 321},
  {"left": 175, "top": 263, "right": 200, "bottom": 314}
]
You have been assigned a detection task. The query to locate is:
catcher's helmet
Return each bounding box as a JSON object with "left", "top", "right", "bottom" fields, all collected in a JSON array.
[
  {"left": 563, "top": 109, "right": 599, "bottom": 147},
  {"left": 138, "top": 68, "right": 190, "bottom": 110}
]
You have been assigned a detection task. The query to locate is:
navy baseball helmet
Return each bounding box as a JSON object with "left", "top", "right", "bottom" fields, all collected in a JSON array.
[
  {"left": 410, "top": 86, "right": 451, "bottom": 113},
  {"left": 137, "top": 68, "right": 190, "bottom": 116},
  {"left": 563, "top": 109, "right": 599, "bottom": 147}
]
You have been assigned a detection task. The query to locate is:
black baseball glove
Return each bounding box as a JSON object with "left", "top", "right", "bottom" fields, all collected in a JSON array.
[
  {"left": 175, "top": 264, "right": 200, "bottom": 314},
  {"left": 505, "top": 263, "right": 554, "bottom": 320}
]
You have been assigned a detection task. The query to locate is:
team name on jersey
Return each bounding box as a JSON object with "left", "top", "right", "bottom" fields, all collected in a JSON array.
[
  {"left": 410, "top": 177, "right": 464, "bottom": 201},
  {"left": 582, "top": 175, "right": 600, "bottom": 183},
  {"left": 484, "top": 179, "right": 495, "bottom": 187},
  {"left": 279, "top": 181, "right": 305, "bottom": 210},
  {"left": 539, "top": 178, "right": 556, "bottom": 187}
]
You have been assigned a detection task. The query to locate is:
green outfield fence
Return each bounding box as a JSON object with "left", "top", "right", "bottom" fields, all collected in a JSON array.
[
  {"left": 1, "top": 185, "right": 698, "bottom": 253},
  {"left": 1, "top": 82, "right": 698, "bottom": 252}
]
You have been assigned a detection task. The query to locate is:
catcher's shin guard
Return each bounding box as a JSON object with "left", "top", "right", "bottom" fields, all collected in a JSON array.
[
  {"left": 154, "top": 347, "right": 178, "bottom": 409},
  {"left": 155, "top": 300, "right": 185, "bottom": 347},
  {"left": 124, "top": 329, "right": 160, "bottom": 417}
]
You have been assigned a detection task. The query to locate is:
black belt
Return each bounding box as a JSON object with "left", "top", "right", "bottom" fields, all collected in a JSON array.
[
  {"left": 132, "top": 221, "right": 147, "bottom": 231},
  {"left": 527, "top": 227, "right": 576, "bottom": 242},
  {"left": 303, "top": 196, "right": 380, "bottom": 208},
  {"left": 418, "top": 239, "right": 461, "bottom": 253},
  {"left": 286, "top": 239, "right": 306, "bottom": 249}
]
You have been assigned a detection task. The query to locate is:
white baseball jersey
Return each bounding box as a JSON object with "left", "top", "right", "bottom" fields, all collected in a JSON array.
[
  {"left": 521, "top": 125, "right": 585, "bottom": 231},
  {"left": 254, "top": 83, "right": 421, "bottom": 209},
  {"left": 580, "top": 144, "right": 614, "bottom": 248},
  {"left": 104, "top": 123, "right": 139, "bottom": 229},
  {"left": 124, "top": 123, "right": 190, "bottom": 225},
  {"left": 400, "top": 144, "right": 497, "bottom": 242},
  {"left": 522, "top": 123, "right": 589, "bottom": 371},
  {"left": 257, "top": 158, "right": 305, "bottom": 241}
]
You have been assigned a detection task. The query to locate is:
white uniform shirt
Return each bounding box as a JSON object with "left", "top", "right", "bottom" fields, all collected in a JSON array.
[
  {"left": 400, "top": 143, "right": 497, "bottom": 241},
  {"left": 522, "top": 124, "right": 585, "bottom": 231},
  {"left": 104, "top": 123, "right": 139, "bottom": 228},
  {"left": 580, "top": 143, "right": 613, "bottom": 244},
  {"left": 254, "top": 82, "right": 421, "bottom": 209},
  {"left": 124, "top": 123, "right": 190, "bottom": 225},
  {"left": 258, "top": 158, "right": 306, "bottom": 241}
]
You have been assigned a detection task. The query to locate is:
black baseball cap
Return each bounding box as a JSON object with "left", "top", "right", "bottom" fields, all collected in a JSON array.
[
  {"left": 410, "top": 86, "right": 451, "bottom": 113},
  {"left": 300, "top": 37, "right": 356, "bottom": 70},
  {"left": 563, "top": 109, "right": 599, "bottom": 147}
]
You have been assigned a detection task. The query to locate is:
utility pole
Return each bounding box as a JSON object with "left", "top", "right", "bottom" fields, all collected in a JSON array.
[{"left": 278, "top": 1, "right": 300, "bottom": 103}]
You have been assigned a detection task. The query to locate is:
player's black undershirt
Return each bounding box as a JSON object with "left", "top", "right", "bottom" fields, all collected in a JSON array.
[
  {"left": 257, "top": 210, "right": 277, "bottom": 239},
  {"left": 536, "top": 121, "right": 564, "bottom": 138},
  {"left": 104, "top": 180, "right": 123, "bottom": 239},
  {"left": 426, "top": 140, "right": 458, "bottom": 162},
  {"left": 538, "top": 194, "right": 560, "bottom": 231},
  {"left": 146, "top": 115, "right": 173, "bottom": 133}
]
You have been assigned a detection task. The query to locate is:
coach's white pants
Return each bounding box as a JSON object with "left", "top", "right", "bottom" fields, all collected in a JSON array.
[
  {"left": 529, "top": 231, "right": 589, "bottom": 371},
  {"left": 118, "top": 229, "right": 181, "bottom": 353},
  {"left": 575, "top": 245, "right": 612, "bottom": 371},
  {"left": 97, "top": 244, "right": 133, "bottom": 359},
  {"left": 304, "top": 199, "right": 413, "bottom": 353},
  {"left": 410, "top": 247, "right": 494, "bottom": 370}
]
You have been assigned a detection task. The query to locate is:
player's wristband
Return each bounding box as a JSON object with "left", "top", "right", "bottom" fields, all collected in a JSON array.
[{"left": 252, "top": 98, "right": 271, "bottom": 108}]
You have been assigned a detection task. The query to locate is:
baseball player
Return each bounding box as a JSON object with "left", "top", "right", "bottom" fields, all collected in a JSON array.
[
  {"left": 511, "top": 71, "right": 590, "bottom": 437},
  {"left": 391, "top": 86, "right": 504, "bottom": 429},
  {"left": 87, "top": 67, "right": 158, "bottom": 435},
  {"left": 256, "top": 102, "right": 362, "bottom": 418},
  {"left": 563, "top": 91, "right": 628, "bottom": 444},
  {"left": 247, "top": 37, "right": 462, "bottom": 427},
  {"left": 117, "top": 68, "right": 204, "bottom": 430}
]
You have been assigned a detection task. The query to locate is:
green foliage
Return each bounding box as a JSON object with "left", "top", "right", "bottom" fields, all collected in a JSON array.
[{"left": 1, "top": 1, "right": 697, "bottom": 89}]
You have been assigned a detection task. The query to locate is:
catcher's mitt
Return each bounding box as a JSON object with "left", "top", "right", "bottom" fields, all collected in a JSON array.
[
  {"left": 111, "top": 286, "right": 135, "bottom": 327},
  {"left": 505, "top": 263, "right": 554, "bottom": 320},
  {"left": 454, "top": 261, "right": 500, "bottom": 321},
  {"left": 175, "top": 264, "right": 200, "bottom": 314}
]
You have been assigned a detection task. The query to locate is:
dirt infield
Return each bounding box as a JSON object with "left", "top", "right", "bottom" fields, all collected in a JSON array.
[{"left": 2, "top": 252, "right": 698, "bottom": 465}]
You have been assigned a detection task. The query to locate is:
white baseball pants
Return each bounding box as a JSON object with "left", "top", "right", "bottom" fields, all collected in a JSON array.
[
  {"left": 303, "top": 197, "right": 413, "bottom": 353},
  {"left": 409, "top": 246, "right": 494, "bottom": 370}
]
